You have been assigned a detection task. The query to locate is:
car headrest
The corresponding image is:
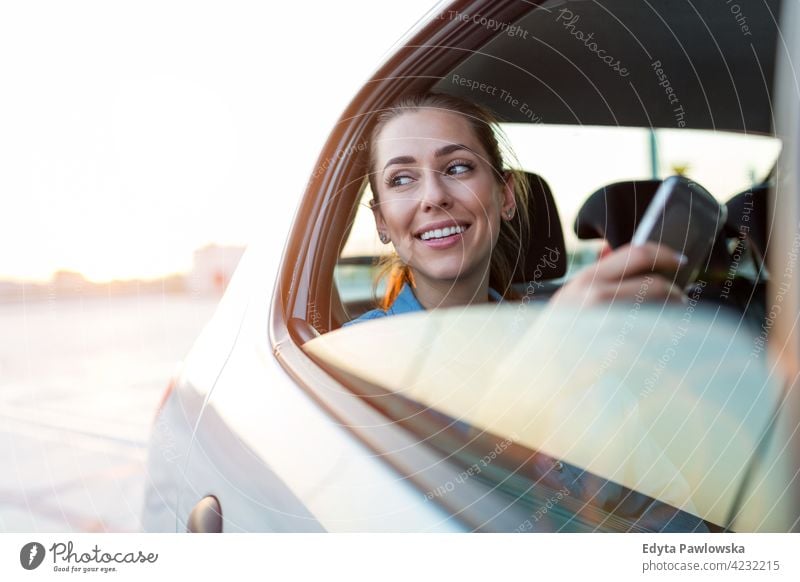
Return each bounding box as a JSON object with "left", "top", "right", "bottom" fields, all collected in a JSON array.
[
  {"left": 726, "top": 184, "right": 770, "bottom": 262},
  {"left": 511, "top": 172, "right": 567, "bottom": 283},
  {"left": 574, "top": 180, "right": 663, "bottom": 248}
]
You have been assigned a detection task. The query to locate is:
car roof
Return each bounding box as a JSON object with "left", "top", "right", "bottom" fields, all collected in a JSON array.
[{"left": 435, "top": 0, "right": 781, "bottom": 133}]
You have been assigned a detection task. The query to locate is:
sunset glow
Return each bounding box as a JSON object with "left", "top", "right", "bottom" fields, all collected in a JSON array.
[{"left": 0, "top": 0, "right": 434, "bottom": 283}]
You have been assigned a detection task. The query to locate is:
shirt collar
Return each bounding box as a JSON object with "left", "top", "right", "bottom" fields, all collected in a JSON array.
[
  {"left": 387, "top": 283, "right": 424, "bottom": 315},
  {"left": 390, "top": 283, "right": 504, "bottom": 315}
]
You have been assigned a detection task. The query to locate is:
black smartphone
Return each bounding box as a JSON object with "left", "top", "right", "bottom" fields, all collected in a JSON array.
[{"left": 631, "top": 176, "right": 727, "bottom": 288}]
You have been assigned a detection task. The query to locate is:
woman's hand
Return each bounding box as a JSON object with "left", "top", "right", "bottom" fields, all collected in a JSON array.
[{"left": 551, "top": 242, "right": 688, "bottom": 307}]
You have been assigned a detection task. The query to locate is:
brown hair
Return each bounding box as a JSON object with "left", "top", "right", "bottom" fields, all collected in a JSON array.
[{"left": 366, "top": 93, "right": 530, "bottom": 309}]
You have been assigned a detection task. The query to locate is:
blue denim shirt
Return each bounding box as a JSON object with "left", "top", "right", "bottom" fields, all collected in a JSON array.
[
  {"left": 342, "top": 284, "right": 708, "bottom": 531},
  {"left": 344, "top": 283, "right": 504, "bottom": 326}
]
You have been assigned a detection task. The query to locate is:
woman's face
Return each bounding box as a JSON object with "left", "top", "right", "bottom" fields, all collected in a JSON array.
[{"left": 371, "top": 109, "right": 515, "bottom": 290}]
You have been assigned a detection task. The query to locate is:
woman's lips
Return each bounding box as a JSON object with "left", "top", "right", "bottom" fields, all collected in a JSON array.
[{"left": 416, "top": 225, "right": 469, "bottom": 250}]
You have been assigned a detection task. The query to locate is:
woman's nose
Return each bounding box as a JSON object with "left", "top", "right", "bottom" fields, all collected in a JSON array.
[{"left": 419, "top": 171, "right": 452, "bottom": 211}]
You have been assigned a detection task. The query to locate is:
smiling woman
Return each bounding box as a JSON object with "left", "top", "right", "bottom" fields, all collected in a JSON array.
[
  {"left": 346, "top": 92, "right": 686, "bottom": 325},
  {"left": 360, "top": 93, "right": 527, "bottom": 315}
]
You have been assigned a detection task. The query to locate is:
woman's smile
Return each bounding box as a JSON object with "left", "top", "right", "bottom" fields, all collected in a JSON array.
[{"left": 415, "top": 221, "right": 471, "bottom": 249}]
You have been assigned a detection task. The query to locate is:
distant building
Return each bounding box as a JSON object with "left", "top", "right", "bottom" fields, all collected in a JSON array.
[
  {"left": 52, "top": 270, "right": 87, "bottom": 293},
  {"left": 188, "top": 244, "right": 245, "bottom": 295}
]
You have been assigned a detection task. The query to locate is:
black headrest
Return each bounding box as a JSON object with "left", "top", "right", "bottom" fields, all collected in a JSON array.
[
  {"left": 511, "top": 172, "right": 567, "bottom": 283},
  {"left": 726, "top": 184, "right": 770, "bottom": 262},
  {"left": 574, "top": 180, "right": 662, "bottom": 248}
]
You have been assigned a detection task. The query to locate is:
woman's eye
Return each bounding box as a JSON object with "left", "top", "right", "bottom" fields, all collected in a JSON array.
[
  {"left": 388, "top": 174, "right": 414, "bottom": 187},
  {"left": 446, "top": 161, "right": 473, "bottom": 176}
]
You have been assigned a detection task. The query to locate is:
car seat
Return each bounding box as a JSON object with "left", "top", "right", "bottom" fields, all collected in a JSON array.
[
  {"left": 726, "top": 183, "right": 770, "bottom": 272},
  {"left": 509, "top": 172, "right": 567, "bottom": 299},
  {"left": 573, "top": 179, "right": 662, "bottom": 248},
  {"left": 573, "top": 178, "right": 766, "bottom": 329}
]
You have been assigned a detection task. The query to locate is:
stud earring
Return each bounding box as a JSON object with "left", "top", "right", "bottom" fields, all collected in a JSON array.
[
  {"left": 505, "top": 209, "right": 515, "bottom": 220},
  {"left": 379, "top": 232, "right": 390, "bottom": 244}
]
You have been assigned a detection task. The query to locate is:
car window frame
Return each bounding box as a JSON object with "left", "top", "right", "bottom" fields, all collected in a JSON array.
[{"left": 270, "top": 0, "right": 548, "bottom": 532}]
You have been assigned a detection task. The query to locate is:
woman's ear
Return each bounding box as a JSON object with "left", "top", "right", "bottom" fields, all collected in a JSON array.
[
  {"left": 500, "top": 172, "right": 517, "bottom": 221},
  {"left": 370, "top": 199, "right": 391, "bottom": 244}
]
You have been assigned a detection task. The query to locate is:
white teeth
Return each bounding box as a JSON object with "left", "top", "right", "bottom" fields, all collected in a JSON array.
[{"left": 420, "top": 225, "right": 466, "bottom": 240}]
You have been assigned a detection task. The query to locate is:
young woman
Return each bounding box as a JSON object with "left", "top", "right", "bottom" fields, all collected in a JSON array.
[
  {"left": 346, "top": 93, "right": 686, "bottom": 326},
  {"left": 343, "top": 93, "right": 705, "bottom": 532}
]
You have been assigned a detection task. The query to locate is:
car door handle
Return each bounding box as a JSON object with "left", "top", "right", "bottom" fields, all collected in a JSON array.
[{"left": 187, "top": 496, "right": 222, "bottom": 533}]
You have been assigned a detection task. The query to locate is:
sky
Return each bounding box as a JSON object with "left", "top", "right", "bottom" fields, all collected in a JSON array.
[
  {"left": 0, "top": 0, "right": 436, "bottom": 282},
  {"left": 0, "top": 1, "right": 782, "bottom": 282}
]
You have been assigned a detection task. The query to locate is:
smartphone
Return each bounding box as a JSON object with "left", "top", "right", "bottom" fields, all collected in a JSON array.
[{"left": 631, "top": 175, "right": 727, "bottom": 288}]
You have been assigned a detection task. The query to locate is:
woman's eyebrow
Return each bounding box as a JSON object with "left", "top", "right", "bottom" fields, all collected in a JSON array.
[
  {"left": 383, "top": 144, "right": 477, "bottom": 172},
  {"left": 434, "top": 143, "right": 476, "bottom": 158},
  {"left": 383, "top": 155, "right": 416, "bottom": 171}
]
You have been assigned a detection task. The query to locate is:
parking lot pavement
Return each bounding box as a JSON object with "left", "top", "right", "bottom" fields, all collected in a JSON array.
[
  {"left": 0, "top": 407, "right": 148, "bottom": 532},
  {"left": 0, "top": 295, "right": 218, "bottom": 532}
]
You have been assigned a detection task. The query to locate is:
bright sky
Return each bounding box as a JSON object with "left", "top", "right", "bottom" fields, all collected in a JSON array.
[
  {"left": 1, "top": 1, "right": 782, "bottom": 282},
  {"left": 0, "top": 0, "right": 436, "bottom": 282}
]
